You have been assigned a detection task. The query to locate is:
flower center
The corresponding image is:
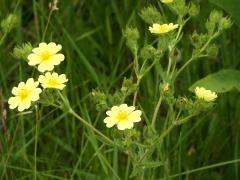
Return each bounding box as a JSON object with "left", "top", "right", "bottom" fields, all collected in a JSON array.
[
  {"left": 41, "top": 51, "right": 51, "bottom": 61},
  {"left": 159, "top": 25, "right": 169, "bottom": 33},
  {"left": 47, "top": 78, "right": 60, "bottom": 87},
  {"left": 117, "top": 111, "right": 128, "bottom": 121},
  {"left": 19, "top": 88, "right": 30, "bottom": 100}
]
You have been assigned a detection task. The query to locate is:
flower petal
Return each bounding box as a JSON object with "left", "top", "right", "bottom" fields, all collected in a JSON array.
[
  {"left": 128, "top": 110, "right": 142, "bottom": 122},
  {"left": 104, "top": 117, "right": 118, "bottom": 128},
  {"left": 48, "top": 42, "right": 62, "bottom": 54},
  {"left": 117, "top": 121, "right": 134, "bottom": 130}
]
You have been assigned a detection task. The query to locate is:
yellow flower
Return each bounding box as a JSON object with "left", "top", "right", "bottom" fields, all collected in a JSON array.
[
  {"left": 195, "top": 87, "right": 217, "bottom": 102},
  {"left": 27, "top": 42, "right": 65, "bottom": 72},
  {"left": 161, "top": 0, "right": 174, "bottom": 3},
  {"left": 38, "top": 72, "right": 68, "bottom": 90},
  {"left": 104, "top": 104, "right": 142, "bottom": 130},
  {"left": 149, "top": 23, "right": 179, "bottom": 34},
  {"left": 8, "top": 78, "right": 42, "bottom": 111}
]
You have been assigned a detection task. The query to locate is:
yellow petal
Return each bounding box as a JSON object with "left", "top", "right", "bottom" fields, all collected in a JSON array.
[
  {"left": 48, "top": 42, "right": 62, "bottom": 54},
  {"left": 104, "top": 117, "right": 118, "bottom": 128},
  {"left": 128, "top": 110, "right": 142, "bottom": 122},
  {"left": 117, "top": 121, "right": 134, "bottom": 130},
  {"left": 28, "top": 54, "right": 42, "bottom": 65}
]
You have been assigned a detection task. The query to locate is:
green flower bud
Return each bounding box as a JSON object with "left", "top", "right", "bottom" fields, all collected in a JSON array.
[
  {"left": 140, "top": 45, "right": 156, "bottom": 60},
  {"left": 1, "top": 14, "right": 18, "bottom": 33},
  {"left": 209, "top": 10, "right": 223, "bottom": 24},
  {"left": 171, "top": 0, "right": 188, "bottom": 17},
  {"left": 189, "top": 2, "right": 200, "bottom": 17},
  {"left": 124, "top": 27, "right": 139, "bottom": 54},
  {"left": 205, "top": 20, "right": 216, "bottom": 35},
  {"left": 140, "top": 6, "right": 162, "bottom": 24},
  {"left": 206, "top": 44, "right": 219, "bottom": 57},
  {"left": 121, "top": 77, "right": 137, "bottom": 96},
  {"left": 91, "top": 89, "right": 108, "bottom": 111},
  {"left": 13, "top": 43, "right": 33, "bottom": 60},
  {"left": 219, "top": 17, "right": 232, "bottom": 30}
]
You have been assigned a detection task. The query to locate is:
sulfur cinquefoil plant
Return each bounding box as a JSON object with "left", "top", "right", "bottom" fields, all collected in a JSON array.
[
  {"left": 92, "top": 0, "right": 232, "bottom": 178},
  {"left": 7, "top": 0, "right": 234, "bottom": 179}
]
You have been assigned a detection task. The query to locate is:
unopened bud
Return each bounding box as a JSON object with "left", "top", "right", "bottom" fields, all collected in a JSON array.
[
  {"left": 1, "top": 14, "right": 18, "bottom": 33},
  {"left": 189, "top": 3, "right": 200, "bottom": 17},
  {"left": 219, "top": 17, "right": 232, "bottom": 30}
]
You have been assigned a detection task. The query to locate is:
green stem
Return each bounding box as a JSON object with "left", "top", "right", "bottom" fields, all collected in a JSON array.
[
  {"left": 0, "top": 33, "right": 7, "bottom": 46},
  {"left": 139, "top": 113, "right": 198, "bottom": 164},
  {"left": 151, "top": 96, "right": 163, "bottom": 128},
  {"left": 133, "top": 77, "right": 141, "bottom": 106},
  {"left": 175, "top": 56, "right": 195, "bottom": 78},
  {"left": 42, "top": 9, "right": 54, "bottom": 41},
  {"left": 133, "top": 57, "right": 161, "bottom": 106},
  {"left": 175, "top": 32, "right": 219, "bottom": 79},
  {"left": 166, "top": 56, "right": 172, "bottom": 76},
  {"left": 138, "top": 124, "right": 175, "bottom": 164},
  {"left": 57, "top": 91, "right": 114, "bottom": 145},
  {"left": 34, "top": 105, "right": 39, "bottom": 180},
  {"left": 173, "top": 113, "right": 198, "bottom": 126},
  {"left": 125, "top": 155, "right": 131, "bottom": 180},
  {"left": 69, "top": 109, "right": 114, "bottom": 145}
]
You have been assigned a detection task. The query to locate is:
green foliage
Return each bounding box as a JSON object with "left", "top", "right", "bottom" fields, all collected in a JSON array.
[
  {"left": 209, "top": 0, "right": 240, "bottom": 26},
  {"left": 189, "top": 69, "right": 240, "bottom": 93},
  {"left": 0, "top": 0, "right": 239, "bottom": 180}
]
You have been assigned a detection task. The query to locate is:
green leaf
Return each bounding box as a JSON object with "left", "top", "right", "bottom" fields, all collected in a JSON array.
[
  {"left": 209, "top": 0, "right": 240, "bottom": 26},
  {"left": 139, "top": 161, "right": 164, "bottom": 168},
  {"left": 189, "top": 69, "right": 240, "bottom": 93}
]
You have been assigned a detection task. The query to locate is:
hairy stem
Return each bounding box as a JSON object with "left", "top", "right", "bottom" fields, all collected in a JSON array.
[{"left": 151, "top": 96, "right": 163, "bottom": 128}]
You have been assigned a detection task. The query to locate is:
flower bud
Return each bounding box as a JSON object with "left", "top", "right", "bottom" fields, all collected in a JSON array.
[
  {"left": 206, "top": 44, "right": 219, "bottom": 57},
  {"left": 124, "top": 27, "right": 139, "bottom": 54},
  {"left": 1, "top": 14, "right": 18, "bottom": 33},
  {"left": 13, "top": 43, "right": 33, "bottom": 60},
  {"left": 189, "top": 2, "right": 200, "bottom": 17},
  {"left": 140, "top": 6, "right": 162, "bottom": 24},
  {"left": 219, "top": 17, "right": 232, "bottom": 30}
]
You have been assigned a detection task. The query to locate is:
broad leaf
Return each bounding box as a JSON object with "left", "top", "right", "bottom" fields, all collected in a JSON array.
[{"left": 189, "top": 69, "right": 240, "bottom": 93}]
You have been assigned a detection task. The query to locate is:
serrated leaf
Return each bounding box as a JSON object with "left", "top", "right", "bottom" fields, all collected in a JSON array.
[
  {"left": 189, "top": 69, "right": 240, "bottom": 93},
  {"left": 209, "top": 0, "right": 240, "bottom": 26}
]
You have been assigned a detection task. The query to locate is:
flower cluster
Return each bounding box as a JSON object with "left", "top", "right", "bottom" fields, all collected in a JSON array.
[
  {"left": 103, "top": 15, "right": 218, "bottom": 131},
  {"left": 103, "top": 10, "right": 178, "bottom": 130},
  {"left": 8, "top": 42, "right": 68, "bottom": 112}
]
